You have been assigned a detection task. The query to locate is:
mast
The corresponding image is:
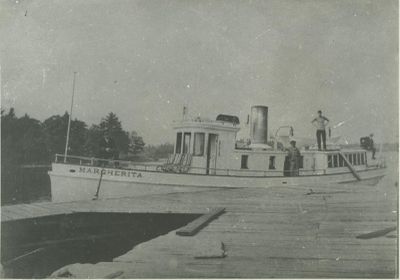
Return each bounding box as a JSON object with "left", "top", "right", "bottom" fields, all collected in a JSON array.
[{"left": 64, "top": 71, "right": 77, "bottom": 163}]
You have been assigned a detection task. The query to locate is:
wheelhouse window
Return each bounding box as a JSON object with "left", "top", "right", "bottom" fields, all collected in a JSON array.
[
  {"left": 352, "top": 154, "right": 357, "bottom": 165},
  {"left": 193, "top": 133, "right": 205, "bottom": 156},
  {"left": 361, "top": 153, "right": 365, "bottom": 165},
  {"left": 183, "top": 132, "right": 191, "bottom": 154},
  {"left": 241, "top": 155, "right": 249, "bottom": 169},
  {"left": 348, "top": 154, "right": 353, "bottom": 164},
  {"left": 357, "top": 153, "right": 361, "bottom": 165},
  {"left": 269, "top": 156, "right": 275, "bottom": 170},
  {"left": 175, "top": 132, "right": 182, "bottom": 154}
]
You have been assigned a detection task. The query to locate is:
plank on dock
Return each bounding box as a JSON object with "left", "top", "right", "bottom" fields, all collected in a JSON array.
[
  {"left": 356, "top": 226, "right": 397, "bottom": 239},
  {"left": 176, "top": 207, "right": 225, "bottom": 236}
]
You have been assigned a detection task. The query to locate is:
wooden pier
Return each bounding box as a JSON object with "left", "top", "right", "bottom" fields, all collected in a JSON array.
[{"left": 2, "top": 177, "right": 398, "bottom": 278}]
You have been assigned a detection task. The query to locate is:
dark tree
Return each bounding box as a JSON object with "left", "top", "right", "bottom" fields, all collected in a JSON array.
[
  {"left": 128, "top": 131, "right": 146, "bottom": 155},
  {"left": 98, "top": 112, "right": 130, "bottom": 154},
  {"left": 84, "top": 124, "right": 103, "bottom": 157},
  {"left": 18, "top": 114, "right": 49, "bottom": 163},
  {"left": 1, "top": 108, "right": 50, "bottom": 204},
  {"left": 42, "top": 112, "right": 87, "bottom": 159},
  {"left": 2, "top": 109, "right": 49, "bottom": 165},
  {"left": 143, "top": 143, "right": 174, "bottom": 161}
]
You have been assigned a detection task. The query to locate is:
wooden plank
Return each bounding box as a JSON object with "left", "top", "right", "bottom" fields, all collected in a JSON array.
[
  {"left": 1, "top": 211, "right": 14, "bottom": 221},
  {"left": 356, "top": 226, "right": 397, "bottom": 239},
  {"left": 3, "top": 247, "right": 45, "bottom": 266},
  {"left": 3, "top": 206, "right": 37, "bottom": 220},
  {"left": 176, "top": 207, "right": 225, "bottom": 236},
  {"left": 6, "top": 205, "right": 52, "bottom": 220},
  {"left": 339, "top": 152, "right": 361, "bottom": 181}
]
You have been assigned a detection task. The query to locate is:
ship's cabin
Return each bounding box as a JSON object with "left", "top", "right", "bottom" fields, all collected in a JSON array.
[
  {"left": 171, "top": 116, "right": 240, "bottom": 175},
  {"left": 167, "top": 116, "right": 370, "bottom": 177}
]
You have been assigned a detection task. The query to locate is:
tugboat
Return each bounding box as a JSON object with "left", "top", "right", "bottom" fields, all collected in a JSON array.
[{"left": 49, "top": 105, "right": 386, "bottom": 202}]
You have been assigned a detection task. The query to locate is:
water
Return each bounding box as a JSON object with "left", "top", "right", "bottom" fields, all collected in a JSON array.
[
  {"left": 1, "top": 165, "right": 51, "bottom": 205},
  {"left": 1, "top": 212, "right": 200, "bottom": 278},
  {"left": 378, "top": 151, "right": 399, "bottom": 187}
]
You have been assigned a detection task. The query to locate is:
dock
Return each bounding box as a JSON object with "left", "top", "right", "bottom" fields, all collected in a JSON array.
[{"left": 2, "top": 178, "right": 398, "bottom": 278}]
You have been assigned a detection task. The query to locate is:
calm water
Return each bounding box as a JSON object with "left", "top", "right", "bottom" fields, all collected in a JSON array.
[
  {"left": 1, "top": 212, "right": 199, "bottom": 278},
  {"left": 1, "top": 165, "right": 51, "bottom": 205},
  {"left": 378, "top": 151, "right": 399, "bottom": 187}
]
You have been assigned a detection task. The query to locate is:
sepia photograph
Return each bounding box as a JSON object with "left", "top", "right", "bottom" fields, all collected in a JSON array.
[{"left": 0, "top": 0, "right": 398, "bottom": 278}]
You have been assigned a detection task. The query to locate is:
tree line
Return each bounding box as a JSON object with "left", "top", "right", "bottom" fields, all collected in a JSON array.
[
  {"left": 1, "top": 108, "right": 176, "bottom": 164},
  {"left": 2, "top": 108, "right": 145, "bottom": 164},
  {"left": 1, "top": 108, "right": 173, "bottom": 204}
]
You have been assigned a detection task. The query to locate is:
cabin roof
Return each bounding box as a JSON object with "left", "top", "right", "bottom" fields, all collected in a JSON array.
[{"left": 173, "top": 119, "right": 240, "bottom": 132}]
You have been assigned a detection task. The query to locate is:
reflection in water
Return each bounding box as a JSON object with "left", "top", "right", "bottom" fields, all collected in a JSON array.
[{"left": 1, "top": 165, "right": 51, "bottom": 205}]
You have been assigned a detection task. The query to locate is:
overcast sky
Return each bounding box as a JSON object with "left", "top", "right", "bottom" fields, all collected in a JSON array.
[{"left": 1, "top": 0, "right": 398, "bottom": 145}]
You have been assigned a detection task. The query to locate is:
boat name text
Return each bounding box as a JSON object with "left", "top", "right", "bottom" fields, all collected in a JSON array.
[{"left": 78, "top": 167, "right": 143, "bottom": 178}]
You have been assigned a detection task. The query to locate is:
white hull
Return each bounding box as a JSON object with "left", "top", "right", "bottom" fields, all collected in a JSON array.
[{"left": 49, "top": 163, "right": 386, "bottom": 202}]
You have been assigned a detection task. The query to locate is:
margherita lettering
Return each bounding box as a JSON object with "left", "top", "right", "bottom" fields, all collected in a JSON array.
[{"left": 79, "top": 167, "right": 143, "bottom": 178}]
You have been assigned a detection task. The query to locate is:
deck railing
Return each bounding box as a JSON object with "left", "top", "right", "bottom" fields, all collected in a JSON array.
[
  {"left": 54, "top": 154, "right": 328, "bottom": 177},
  {"left": 54, "top": 154, "right": 160, "bottom": 171}
]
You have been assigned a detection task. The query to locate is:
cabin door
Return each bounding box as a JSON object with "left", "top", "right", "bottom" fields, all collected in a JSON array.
[{"left": 206, "top": 134, "right": 218, "bottom": 175}]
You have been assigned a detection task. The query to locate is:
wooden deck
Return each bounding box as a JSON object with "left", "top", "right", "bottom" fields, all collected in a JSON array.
[
  {"left": 2, "top": 176, "right": 398, "bottom": 278},
  {"left": 1, "top": 188, "right": 217, "bottom": 222}
]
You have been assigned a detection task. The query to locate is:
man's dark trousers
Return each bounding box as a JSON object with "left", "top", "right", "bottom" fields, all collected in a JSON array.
[{"left": 317, "top": 129, "right": 326, "bottom": 150}]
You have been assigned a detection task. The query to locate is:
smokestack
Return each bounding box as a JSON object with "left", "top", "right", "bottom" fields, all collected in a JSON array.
[{"left": 250, "top": 105, "right": 269, "bottom": 145}]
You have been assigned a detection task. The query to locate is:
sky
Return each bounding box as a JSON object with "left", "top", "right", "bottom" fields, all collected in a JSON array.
[{"left": 0, "top": 0, "right": 398, "bottom": 145}]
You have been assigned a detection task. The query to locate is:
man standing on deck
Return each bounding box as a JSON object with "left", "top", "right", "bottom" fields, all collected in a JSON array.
[
  {"left": 287, "top": 140, "right": 301, "bottom": 176},
  {"left": 369, "top": 133, "right": 376, "bottom": 159},
  {"left": 311, "top": 110, "right": 329, "bottom": 151}
]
